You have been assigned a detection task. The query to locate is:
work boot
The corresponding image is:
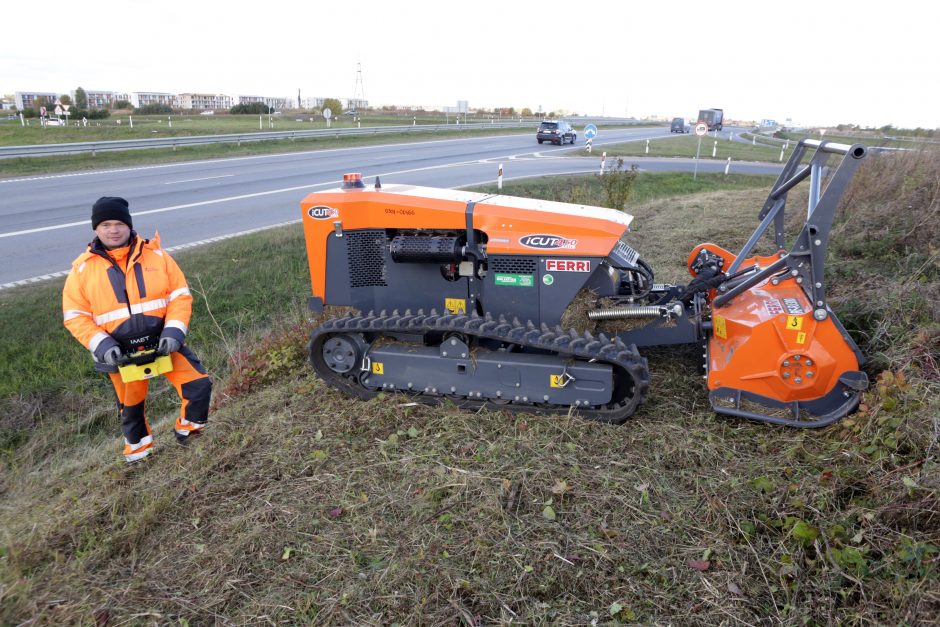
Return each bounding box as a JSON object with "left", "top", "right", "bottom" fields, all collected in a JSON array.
[
  {"left": 175, "top": 429, "right": 204, "bottom": 446},
  {"left": 123, "top": 437, "right": 154, "bottom": 463}
]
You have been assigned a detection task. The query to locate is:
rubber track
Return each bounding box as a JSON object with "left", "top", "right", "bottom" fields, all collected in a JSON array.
[{"left": 309, "top": 309, "right": 651, "bottom": 424}]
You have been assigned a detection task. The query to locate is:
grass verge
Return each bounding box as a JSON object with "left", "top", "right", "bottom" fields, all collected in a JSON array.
[
  {"left": 0, "top": 126, "right": 534, "bottom": 179},
  {"left": 596, "top": 134, "right": 789, "bottom": 162},
  {"left": 0, "top": 163, "right": 937, "bottom": 624}
]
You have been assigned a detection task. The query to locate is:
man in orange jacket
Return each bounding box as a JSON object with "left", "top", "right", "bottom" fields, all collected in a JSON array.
[{"left": 62, "top": 197, "right": 212, "bottom": 463}]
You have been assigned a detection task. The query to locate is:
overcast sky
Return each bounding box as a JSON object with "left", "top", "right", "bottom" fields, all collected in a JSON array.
[{"left": 3, "top": 1, "right": 937, "bottom": 129}]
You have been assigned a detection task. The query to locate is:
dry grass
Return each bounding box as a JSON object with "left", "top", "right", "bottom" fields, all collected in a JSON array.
[{"left": 1, "top": 158, "right": 938, "bottom": 625}]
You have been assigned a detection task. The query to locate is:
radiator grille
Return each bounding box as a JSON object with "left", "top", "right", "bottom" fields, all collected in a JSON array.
[
  {"left": 347, "top": 230, "right": 388, "bottom": 288},
  {"left": 491, "top": 257, "right": 537, "bottom": 274}
]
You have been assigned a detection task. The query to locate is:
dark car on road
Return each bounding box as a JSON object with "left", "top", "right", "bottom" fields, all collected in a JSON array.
[
  {"left": 537, "top": 120, "right": 577, "bottom": 145},
  {"left": 670, "top": 117, "right": 688, "bottom": 133}
]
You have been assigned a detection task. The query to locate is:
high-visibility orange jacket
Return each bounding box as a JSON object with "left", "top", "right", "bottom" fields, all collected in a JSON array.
[{"left": 62, "top": 232, "right": 192, "bottom": 366}]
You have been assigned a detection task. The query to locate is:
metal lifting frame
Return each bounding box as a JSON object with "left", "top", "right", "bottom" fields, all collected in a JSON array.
[{"left": 713, "top": 138, "right": 867, "bottom": 313}]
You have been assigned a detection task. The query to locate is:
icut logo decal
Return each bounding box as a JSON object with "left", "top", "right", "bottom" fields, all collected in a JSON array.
[
  {"left": 307, "top": 205, "right": 339, "bottom": 220},
  {"left": 519, "top": 234, "right": 577, "bottom": 250}
]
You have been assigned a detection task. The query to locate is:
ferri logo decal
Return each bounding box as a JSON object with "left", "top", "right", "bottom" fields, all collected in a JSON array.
[
  {"left": 307, "top": 205, "right": 339, "bottom": 220},
  {"left": 519, "top": 234, "right": 578, "bottom": 250},
  {"left": 545, "top": 259, "right": 591, "bottom": 272}
]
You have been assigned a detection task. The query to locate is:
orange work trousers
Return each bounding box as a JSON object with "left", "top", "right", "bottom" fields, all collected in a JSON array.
[{"left": 108, "top": 345, "right": 212, "bottom": 462}]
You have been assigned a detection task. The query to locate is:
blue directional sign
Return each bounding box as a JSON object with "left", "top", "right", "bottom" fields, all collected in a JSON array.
[{"left": 584, "top": 124, "right": 598, "bottom": 140}]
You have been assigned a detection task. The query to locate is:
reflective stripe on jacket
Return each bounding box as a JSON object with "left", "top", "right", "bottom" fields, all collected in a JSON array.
[{"left": 62, "top": 231, "right": 192, "bottom": 360}]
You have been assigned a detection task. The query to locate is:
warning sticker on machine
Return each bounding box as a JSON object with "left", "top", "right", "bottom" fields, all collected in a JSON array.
[
  {"left": 445, "top": 298, "right": 467, "bottom": 314},
  {"left": 796, "top": 332, "right": 807, "bottom": 345},
  {"left": 763, "top": 298, "right": 784, "bottom": 316},
  {"left": 786, "top": 315, "right": 804, "bottom": 331},
  {"left": 372, "top": 362, "right": 384, "bottom": 375},
  {"left": 550, "top": 375, "right": 565, "bottom": 388},
  {"left": 494, "top": 273, "right": 535, "bottom": 287},
  {"left": 713, "top": 315, "right": 727, "bottom": 339},
  {"left": 783, "top": 298, "right": 805, "bottom": 315}
]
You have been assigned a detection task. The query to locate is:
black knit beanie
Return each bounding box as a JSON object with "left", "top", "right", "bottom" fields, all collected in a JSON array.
[{"left": 91, "top": 196, "right": 133, "bottom": 230}]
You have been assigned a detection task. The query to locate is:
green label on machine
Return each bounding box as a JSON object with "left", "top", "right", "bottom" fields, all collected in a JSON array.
[{"left": 494, "top": 273, "right": 535, "bottom": 287}]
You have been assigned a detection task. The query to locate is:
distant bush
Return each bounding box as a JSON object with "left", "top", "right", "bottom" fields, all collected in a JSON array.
[
  {"left": 67, "top": 109, "right": 111, "bottom": 120},
  {"left": 113, "top": 100, "right": 132, "bottom": 110},
  {"left": 230, "top": 102, "right": 270, "bottom": 115},
  {"left": 136, "top": 103, "right": 174, "bottom": 115}
]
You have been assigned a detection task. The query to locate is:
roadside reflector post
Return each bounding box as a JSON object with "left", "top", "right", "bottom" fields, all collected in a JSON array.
[
  {"left": 20, "top": 113, "right": 25, "bottom": 126},
  {"left": 600, "top": 152, "right": 607, "bottom": 175},
  {"left": 645, "top": 139, "right": 650, "bottom": 154},
  {"left": 413, "top": 116, "right": 416, "bottom": 126},
  {"left": 752, "top": 134, "right": 756, "bottom": 145},
  {"left": 498, "top": 163, "right": 503, "bottom": 190},
  {"left": 168, "top": 116, "right": 172, "bottom": 128},
  {"left": 129, "top": 116, "right": 133, "bottom": 129},
  {"left": 779, "top": 144, "right": 786, "bottom": 162},
  {"left": 694, "top": 137, "right": 701, "bottom": 180},
  {"left": 725, "top": 157, "right": 731, "bottom": 175},
  {"left": 729, "top": 132, "right": 733, "bottom": 142},
  {"left": 586, "top": 138, "right": 593, "bottom": 153},
  {"left": 260, "top": 115, "right": 263, "bottom": 130},
  {"left": 712, "top": 140, "right": 717, "bottom": 157}
]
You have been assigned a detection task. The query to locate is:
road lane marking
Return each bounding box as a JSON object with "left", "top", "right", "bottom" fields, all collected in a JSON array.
[
  {"left": 0, "top": 134, "right": 537, "bottom": 184},
  {"left": 0, "top": 220, "right": 301, "bottom": 291},
  {"left": 0, "top": 182, "right": 337, "bottom": 238},
  {"left": 0, "top": 130, "right": 658, "bottom": 185},
  {"left": 164, "top": 174, "right": 234, "bottom": 184}
]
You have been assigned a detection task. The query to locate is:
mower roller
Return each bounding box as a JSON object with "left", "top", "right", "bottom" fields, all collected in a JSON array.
[{"left": 300, "top": 139, "right": 869, "bottom": 427}]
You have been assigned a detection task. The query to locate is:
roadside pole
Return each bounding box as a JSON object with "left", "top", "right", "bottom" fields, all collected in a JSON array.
[
  {"left": 600, "top": 152, "right": 606, "bottom": 175},
  {"left": 693, "top": 122, "right": 708, "bottom": 181},
  {"left": 497, "top": 163, "right": 503, "bottom": 190}
]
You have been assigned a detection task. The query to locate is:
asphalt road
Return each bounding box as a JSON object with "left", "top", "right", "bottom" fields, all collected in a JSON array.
[{"left": 0, "top": 126, "right": 780, "bottom": 288}]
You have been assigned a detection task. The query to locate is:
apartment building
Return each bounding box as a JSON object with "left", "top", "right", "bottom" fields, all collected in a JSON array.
[
  {"left": 74, "top": 90, "right": 116, "bottom": 108},
  {"left": 300, "top": 96, "right": 329, "bottom": 109},
  {"left": 237, "top": 95, "right": 290, "bottom": 110},
  {"left": 14, "top": 91, "right": 58, "bottom": 110},
  {"left": 178, "top": 93, "right": 234, "bottom": 110},
  {"left": 130, "top": 92, "right": 178, "bottom": 108}
]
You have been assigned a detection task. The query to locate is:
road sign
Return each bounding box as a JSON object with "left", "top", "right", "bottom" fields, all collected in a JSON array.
[
  {"left": 55, "top": 105, "right": 63, "bottom": 116},
  {"left": 694, "top": 122, "right": 708, "bottom": 137},
  {"left": 323, "top": 107, "right": 332, "bottom": 120},
  {"left": 584, "top": 124, "right": 598, "bottom": 140}
]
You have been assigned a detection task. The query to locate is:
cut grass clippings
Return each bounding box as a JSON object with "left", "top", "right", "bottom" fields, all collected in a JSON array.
[{"left": 1, "top": 160, "right": 938, "bottom": 624}]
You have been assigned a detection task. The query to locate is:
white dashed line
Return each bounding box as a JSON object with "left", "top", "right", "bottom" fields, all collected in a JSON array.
[
  {"left": 0, "top": 220, "right": 301, "bottom": 292},
  {"left": 165, "top": 174, "right": 234, "bottom": 184}
]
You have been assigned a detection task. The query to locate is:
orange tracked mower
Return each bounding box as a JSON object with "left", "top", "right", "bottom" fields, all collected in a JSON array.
[{"left": 300, "top": 140, "right": 868, "bottom": 427}]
